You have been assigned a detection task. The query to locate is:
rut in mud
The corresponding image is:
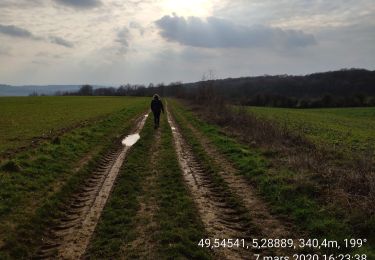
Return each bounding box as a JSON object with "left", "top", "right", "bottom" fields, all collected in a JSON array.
[
  {"left": 183, "top": 116, "right": 296, "bottom": 241},
  {"left": 34, "top": 113, "right": 149, "bottom": 259},
  {"left": 167, "top": 108, "right": 255, "bottom": 259}
]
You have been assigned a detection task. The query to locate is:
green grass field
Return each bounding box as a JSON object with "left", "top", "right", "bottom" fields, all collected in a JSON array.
[
  {"left": 0, "top": 96, "right": 148, "bottom": 153},
  {"left": 1, "top": 96, "right": 373, "bottom": 258},
  {"left": 247, "top": 107, "right": 375, "bottom": 153},
  {"left": 0, "top": 96, "right": 148, "bottom": 258}
]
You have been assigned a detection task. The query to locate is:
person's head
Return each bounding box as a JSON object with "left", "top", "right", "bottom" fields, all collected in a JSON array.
[{"left": 153, "top": 94, "right": 159, "bottom": 100}]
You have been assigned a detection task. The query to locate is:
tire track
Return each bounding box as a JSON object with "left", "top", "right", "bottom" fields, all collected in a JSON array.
[
  {"left": 167, "top": 107, "right": 253, "bottom": 260},
  {"left": 175, "top": 106, "right": 299, "bottom": 256},
  {"left": 187, "top": 118, "right": 295, "bottom": 240},
  {"left": 34, "top": 113, "right": 149, "bottom": 260}
]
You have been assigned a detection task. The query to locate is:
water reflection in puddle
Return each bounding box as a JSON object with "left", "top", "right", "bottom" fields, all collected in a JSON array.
[{"left": 122, "top": 134, "right": 140, "bottom": 147}]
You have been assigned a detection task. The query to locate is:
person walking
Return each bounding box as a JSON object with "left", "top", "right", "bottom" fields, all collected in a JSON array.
[{"left": 151, "top": 94, "right": 164, "bottom": 129}]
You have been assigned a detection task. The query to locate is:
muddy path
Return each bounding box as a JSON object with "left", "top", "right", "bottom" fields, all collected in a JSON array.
[
  {"left": 167, "top": 107, "right": 255, "bottom": 259},
  {"left": 182, "top": 116, "right": 296, "bottom": 241},
  {"left": 121, "top": 127, "right": 161, "bottom": 258},
  {"left": 34, "top": 113, "right": 149, "bottom": 259}
]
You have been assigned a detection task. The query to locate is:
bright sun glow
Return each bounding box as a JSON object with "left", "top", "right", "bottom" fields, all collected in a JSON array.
[{"left": 162, "top": 0, "right": 212, "bottom": 17}]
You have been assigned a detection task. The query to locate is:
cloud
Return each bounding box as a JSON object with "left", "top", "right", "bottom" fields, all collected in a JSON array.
[
  {"left": 0, "top": 0, "right": 43, "bottom": 8},
  {"left": 155, "top": 15, "right": 316, "bottom": 49},
  {"left": 0, "top": 24, "right": 74, "bottom": 48},
  {"left": 54, "top": 0, "right": 102, "bottom": 9},
  {"left": 0, "top": 46, "right": 11, "bottom": 56},
  {"left": 36, "top": 52, "right": 63, "bottom": 59},
  {"left": 215, "top": 0, "right": 375, "bottom": 30},
  {"left": 112, "top": 26, "right": 135, "bottom": 55},
  {"left": 129, "top": 21, "right": 145, "bottom": 35},
  {"left": 0, "top": 0, "right": 374, "bottom": 85},
  {"left": 49, "top": 36, "right": 74, "bottom": 48},
  {"left": 0, "top": 24, "right": 38, "bottom": 39},
  {"left": 116, "top": 27, "right": 130, "bottom": 47}
]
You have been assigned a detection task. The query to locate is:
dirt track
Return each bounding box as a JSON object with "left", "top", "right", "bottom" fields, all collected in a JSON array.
[
  {"left": 167, "top": 107, "right": 253, "bottom": 259},
  {"left": 34, "top": 104, "right": 295, "bottom": 259},
  {"left": 185, "top": 116, "right": 296, "bottom": 239},
  {"left": 34, "top": 113, "right": 149, "bottom": 259},
  {"left": 182, "top": 115, "right": 299, "bottom": 256}
]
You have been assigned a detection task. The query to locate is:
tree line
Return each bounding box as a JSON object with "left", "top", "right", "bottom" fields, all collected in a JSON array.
[{"left": 55, "top": 68, "right": 375, "bottom": 108}]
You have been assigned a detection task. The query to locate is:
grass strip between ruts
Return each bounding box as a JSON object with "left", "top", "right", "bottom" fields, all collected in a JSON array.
[{"left": 87, "top": 112, "right": 211, "bottom": 259}]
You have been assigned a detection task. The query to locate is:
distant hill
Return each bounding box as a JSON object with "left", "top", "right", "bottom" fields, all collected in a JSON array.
[
  {"left": 183, "top": 68, "right": 375, "bottom": 99},
  {"left": 0, "top": 85, "right": 117, "bottom": 96},
  {"left": 0, "top": 85, "right": 82, "bottom": 96},
  {"left": 2, "top": 68, "right": 374, "bottom": 107}
]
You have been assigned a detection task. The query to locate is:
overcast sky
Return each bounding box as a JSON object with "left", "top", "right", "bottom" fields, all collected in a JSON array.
[{"left": 0, "top": 0, "right": 374, "bottom": 85}]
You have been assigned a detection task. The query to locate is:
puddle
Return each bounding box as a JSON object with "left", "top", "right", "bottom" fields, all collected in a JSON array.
[
  {"left": 122, "top": 134, "right": 140, "bottom": 147},
  {"left": 168, "top": 119, "right": 176, "bottom": 131}
]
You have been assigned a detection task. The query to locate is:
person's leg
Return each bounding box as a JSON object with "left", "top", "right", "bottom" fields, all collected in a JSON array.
[
  {"left": 156, "top": 112, "right": 160, "bottom": 127},
  {"left": 153, "top": 112, "right": 157, "bottom": 128}
]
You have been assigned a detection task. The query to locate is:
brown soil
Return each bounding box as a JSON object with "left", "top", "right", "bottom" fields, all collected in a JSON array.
[
  {"left": 167, "top": 107, "right": 254, "bottom": 260},
  {"left": 33, "top": 113, "right": 149, "bottom": 259},
  {"left": 185, "top": 117, "right": 297, "bottom": 242}
]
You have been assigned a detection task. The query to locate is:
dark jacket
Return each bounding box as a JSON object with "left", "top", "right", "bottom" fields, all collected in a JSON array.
[{"left": 151, "top": 99, "right": 164, "bottom": 114}]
